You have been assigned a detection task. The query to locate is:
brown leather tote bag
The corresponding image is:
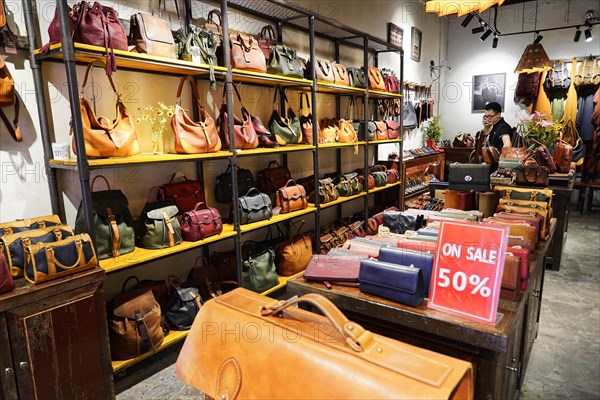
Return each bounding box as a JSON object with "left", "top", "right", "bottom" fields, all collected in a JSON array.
[
  {"left": 230, "top": 32, "right": 266, "bottom": 73},
  {"left": 75, "top": 61, "right": 140, "bottom": 158},
  {"left": 171, "top": 76, "right": 221, "bottom": 154},
  {"left": 332, "top": 62, "right": 349, "bottom": 85},
  {"left": 0, "top": 56, "right": 21, "bottom": 142},
  {"left": 368, "top": 66, "right": 386, "bottom": 91}
]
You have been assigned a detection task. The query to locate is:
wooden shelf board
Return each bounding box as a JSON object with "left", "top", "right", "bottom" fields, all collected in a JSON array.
[
  {"left": 231, "top": 69, "right": 313, "bottom": 87},
  {"left": 311, "top": 192, "right": 366, "bottom": 209},
  {"left": 112, "top": 329, "right": 189, "bottom": 373},
  {"left": 100, "top": 225, "right": 237, "bottom": 274},
  {"left": 369, "top": 181, "right": 401, "bottom": 194},
  {"left": 239, "top": 207, "right": 316, "bottom": 233},
  {"left": 404, "top": 187, "right": 429, "bottom": 201},
  {"left": 369, "top": 89, "right": 403, "bottom": 99},
  {"left": 316, "top": 82, "right": 366, "bottom": 95},
  {"left": 235, "top": 144, "right": 314, "bottom": 156},
  {"left": 35, "top": 43, "right": 226, "bottom": 76},
  {"left": 318, "top": 141, "right": 366, "bottom": 149},
  {"left": 402, "top": 153, "right": 445, "bottom": 168},
  {"left": 261, "top": 271, "right": 306, "bottom": 296},
  {"left": 370, "top": 138, "right": 402, "bottom": 145},
  {"left": 49, "top": 151, "right": 233, "bottom": 170}
]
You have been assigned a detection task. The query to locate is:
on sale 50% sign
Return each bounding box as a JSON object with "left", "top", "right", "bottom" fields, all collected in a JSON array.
[{"left": 428, "top": 220, "right": 509, "bottom": 324}]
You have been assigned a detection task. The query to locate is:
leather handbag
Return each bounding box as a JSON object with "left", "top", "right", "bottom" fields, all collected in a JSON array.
[
  {"left": 138, "top": 203, "right": 182, "bottom": 250},
  {"left": 120, "top": 275, "right": 170, "bottom": 310},
  {"left": 275, "top": 179, "right": 308, "bottom": 214},
  {"left": 238, "top": 188, "right": 272, "bottom": 225},
  {"left": 347, "top": 220, "right": 367, "bottom": 238},
  {"left": 188, "top": 256, "right": 238, "bottom": 300},
  {"left": 130, "top": 12, "right": 177, "bottom": 59},
  {"left": 0, "top": 56, "right": 21, "bottom": 142},
  {"left": 171, "top": 76, "right": 221, "bottom": 154},
  {"left": 530, "top": 141, "right": 557, "bottom": 173},
  {"left": 75, "top": 175, "right": 135, "bottom": 260},
  {"left": 553, "top": 137, "right": 573, "bottom": 173},
  {"left": 203, "top": 9, "right": 222, "bottom": 46},
  {"left": 448, "top": 163, "right": 491, "bottom": 192},
  {"left": 359, "top": 174, "right": 375, "bottom": 190},
  {"left": 24, "top": 233, "right": 97, "bottom": 284},
  {"left": 0, "top": 214, "right": 62, "bottom": 238},
  {"left": 258, "top": 25, "right": 278, "bottom": 60},
  {"left": 453, "top": 133, "right": 475, "bottom": 148},
  {"left": 402, "top": 100, "right": 418, "bottom": 129},
  {"left": 217, "top": 86, "right": 259, "bottom": 149},
  {"left": 359, "top": 259, "right": 424, "bottom": 307},
  {"left": 336, "top": 118, "right": 358, "bottom": 150},
  {"left": 378, "top": 247, "right": 434, "bottom": 297},
  {"left": 267, "top": 44, "right": 304, "bottom": 78},
  {"left": 385, "top": 75, "right": 401, "bottom": 93},
  {"left": 229, "top": 32, "right": 267, "bottom": 73},
  {"left": 500, "top": 253, "right": 520, "bottom": 301},
  {"left": 347, "top": 67, "right": 366, "bottom": 88},
  {"left": 214, "top": 165, "right": 257, "bottom": 204},
  {"left": 299, "top": 92, "right": 318, "bottom": 145},
  {"left": 75, "top": 61, "right": 140, "bottom": 158},
  {"left": 385, "top": 119, "right": 399, "bottom": 139},
  {"left": 332, "top": 62, "right": 349, "bottom": 85},
  {"left": 269, "top": 88, "right": 302, "bottom": 145},
  {"left": 386, "top": 168, "right": 400, "bottom": 183},
  {"left": 336, "top": 172, "right": 362, "bottom": 197},
  {"left": 319, "top": 232, "right": 336, "bottom": 255},
  {"left": 177, "top": 288, "right": 474, "bottom": 399},
  {"left": 108, "top": 285, "right": 164, "bottom": 361},
  {"left": 372, "top": 171, "right": 387, "bottom": 187},
  {"left": 274, "top": 222, "right": 313, "bottom": 276},
  {"left": 303, "top": 254, "right": 364, "bottom": 283},
  {"left": 241, "top": 242, "right": 279, "bottom": 293},
  {"left": 497, "top": 201, "right": 550, "bottom": 233},
  {"left": 516, "top": 166, "right": 550, "bottom": 187},
  {"left": 45, "top": 1, "right": 128, "bottom": 74},
  {"left": 495, "top": 185, "right": 553, "bottom": 203},
  {"left": 0, "top": 253, "right": 15, "bottom": 295},
  {"left": 319, "top": 117, "right": 339, "bottom": 143},
  {"left": 374, "top": 120, "right": 388, "bottom": 141},
  {"left": 165, "top": 275, "right": 203, "bottom": 330},
  {"left": 444, "top": 189, "right": 475, "bottom": 211},
  {"left": 258, "top": 160, "right": 292, "bottom": 195},
  {"left": 181, "top": 202, "right": 223, "bottom": 242},
  {"left": 367, "top": 66, "right": 386, "bottom": 91},
  {"left": 159, "top": 172, "right": 206, "bottom": 214},
  {"left": 312, "top": 59, "right": 335, "bottom": 82},
  {"left": 309, "top": 177, "right": 339, "bottom": 204},
  {"left": 382, "top": 211, "right": 425, "bottom": 234},
  {"left": 1, "top": 224, "right": 74, "bottom": 278}
]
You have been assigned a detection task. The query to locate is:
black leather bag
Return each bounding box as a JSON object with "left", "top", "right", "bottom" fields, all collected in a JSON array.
[
  {"left": 164, "top": 275, "right": 203, "bottom": 331},
  {"left": 238, "top": 188, "right": 272, "bottom": 225},
  {"left": 382, "top": 211, "right": 425, "bottom": 234},
  {"left": 358, "top": 259, "right": 424, "bottom": 307},
  {"left": 448, "top": 163, "right": 491, "bottom": 192},
  {"left": 215, "top": 165, "right": 257, "bottom": 204},
  {"left": 347, "top": 67, "right": 366, "bottom": 88}
]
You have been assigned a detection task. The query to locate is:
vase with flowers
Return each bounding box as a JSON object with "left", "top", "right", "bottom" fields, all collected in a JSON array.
[
  {"left": 519, "top": 111, "right": 563, "bottom": 150},
  {"left": 137, "top": 102, "right": 176, "bottom": 154}
]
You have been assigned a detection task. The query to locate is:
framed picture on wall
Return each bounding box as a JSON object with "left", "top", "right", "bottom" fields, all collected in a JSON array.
[
  {"left": 411, "top": 27, "right": 422, "bottom": 62},
  {"left": 472, "top": 73, "right": 506, "bottom": 113},
  {"left": 387, "top": 23, "right": 403, "bottom": 48}
]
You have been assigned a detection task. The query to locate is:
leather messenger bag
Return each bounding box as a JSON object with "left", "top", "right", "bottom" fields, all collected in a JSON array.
[{"left": 177, "top": 288, "right": 474, "bottom": 399}]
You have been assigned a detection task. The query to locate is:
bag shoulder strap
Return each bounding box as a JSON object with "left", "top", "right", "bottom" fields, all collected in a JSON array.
[
  {"left": 91, "top": 175, "right": 111, "bottom": 191},
  {"left": 0, "top": 103, "right": 21, "bottom": 142}
]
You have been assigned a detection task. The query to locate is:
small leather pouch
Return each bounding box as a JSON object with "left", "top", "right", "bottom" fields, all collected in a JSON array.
[
  {"left": 303, "top": 254, "right": 365, "bottom": 283},
  {"left": 378, "top": 247, "right": 434, "bottom": 297},
  {"left": 359, "top": 259, "right": 424, "bottom": 307}
]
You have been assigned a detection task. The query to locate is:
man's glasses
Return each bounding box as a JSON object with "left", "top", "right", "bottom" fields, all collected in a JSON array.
[{"left": 482, "top": 114, "right": 498, "bottom": 120}]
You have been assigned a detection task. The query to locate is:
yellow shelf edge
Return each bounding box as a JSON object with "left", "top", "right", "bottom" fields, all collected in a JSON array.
[
  {"left": 112, "top": 329, "right": 189, "bottom": 373},
  {"left": 314, "top": 192, "right": 367, "bottom": 209},
  {"left": 318, "top": 141, "right": 367, "bottom": 149},
  {"left": 316, "top": 82, "right": 366, "bottom": 95},
  {"left": 236, "top": 144, "right": 314, "bottom": 156},
  {"left": 231, "top": 69, "right": 313, "bottom": 85},
  {"left": 100, "top": 226, "right": 237, "bottom": 274},
  {"left": 368, "top": 182, "right": 401, "bottom": 194},
  {"left": 369, "top": 139, "right": 402, "bottom": 145},
  {"left": 261, "top": 270, "right": 306, "bottom": 296},
  {"left": 369, "top": 90, "right": 403, "bottom": 99},
  {"left": 239, "top": 207, "right": 316, "bottom": 233},
  {"left": 49, "top": 151, "right": 233, "bottom": 169}
]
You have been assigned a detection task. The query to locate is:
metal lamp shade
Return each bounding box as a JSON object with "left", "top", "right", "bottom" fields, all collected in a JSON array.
[{"left": 514, "top": 43, "right": 553, "bottom": 74}]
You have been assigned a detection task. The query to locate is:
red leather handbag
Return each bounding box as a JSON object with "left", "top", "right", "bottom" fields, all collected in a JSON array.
[
  {"left": 386, "top": 168, "right": 400, "bottom": 184},
  {"left": 217, "top": 86, "right": 259, "bottom": 149},
  {"left": 159, "top": 173, "right": 206, "bottom": 215},
  {"left": 385, "top": 119, "right": 399, "bottom": 139},
  {"left": 181, "top": 202, "right": 223, "bottom": 242},
  {"left": 384, "top": 75, "right": 401, "bottom": 93}
]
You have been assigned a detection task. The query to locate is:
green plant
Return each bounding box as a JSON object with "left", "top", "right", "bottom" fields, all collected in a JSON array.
[
  {"left": 519, "top": 111, "right": 562, "bottom": 149},
  {"left": 424, "top": 114, "right": 443, "bottom": 142}
]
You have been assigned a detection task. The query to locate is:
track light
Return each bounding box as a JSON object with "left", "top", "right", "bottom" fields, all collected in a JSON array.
[
  {"left": 492, "top": 35, "right": 498, "bottom": 48},
  {"left": 461, "top": 13, "right": 474, "bottom": 28},
  {"left": 574, "top": 27, "right": 582, "bottom": 42},
  {"left": 480, "top": 29, "right": 492, "bottom": 42},
  {"left": 534, "top": 33, "right": 543, "bottom": 44},
  {"left": 472, "top": 25, "right": 485, "bottom": 34},
  {"left": 584, "top": 27, "right": 593, "bottom": 42}
]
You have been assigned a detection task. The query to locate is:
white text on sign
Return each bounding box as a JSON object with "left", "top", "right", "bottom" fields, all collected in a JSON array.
[{"left": 441, "top": 243, "right": 497, "bottom": 265}]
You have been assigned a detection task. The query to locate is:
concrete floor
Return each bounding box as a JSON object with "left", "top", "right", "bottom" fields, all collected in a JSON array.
[{"left": 116, "top": 209, "right": 600, "bottom": 400}]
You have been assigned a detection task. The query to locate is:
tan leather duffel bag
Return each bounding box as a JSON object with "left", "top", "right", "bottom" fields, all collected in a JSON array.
[{"left": 177, "top": 288, "right": 474, "bottom": 399}]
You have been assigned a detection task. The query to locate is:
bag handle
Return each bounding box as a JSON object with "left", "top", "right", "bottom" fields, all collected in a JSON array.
[
  {"left": 221, "top": 82, "right": 243, "bottom": 104},
  {"left": 298, "top": 92, "right": 311, "bottom": 116},
  {"left": 260, "top": 293, "right": 370, "bottom": 352},
  {"left": 169, "top": 171, "right": 190, "bottom": 184},
  {"left": 91, "top": 175, "right": 111, "bottom": 191},
  {"left": 80, "top": 60, "right": 119, "bottom": 97},
  {"left": 207, "top": 9, "right": 222, "bottom": 26},
  {"left": 333, "top": 62, "right": 347, "bottom": 80},
  {"left": 243, "top": 187, "right": 261, "bottom": 197},
  {"left": 147, "top": 186, "right": 162, "bottom": 203},
  {"left": 175, "top": 75, "right": 202, "bottom": 103},
  {"left": 260, "top": 25, "right": 276, "bottom": 40},
  {"left": 266, "top": 160, "right": 281, "bottom": 168},
  {"left": 168, "top": 274, "right": 183, "bottom": 289},
  {"left": 46, "top": 239, "right": 85, "bottom": 270},
  {"left": 121, "top": 276, "right": 141, "bottom": 294},
  {"left": 317, "top": 59, "right": 331, "bottom": 76}
]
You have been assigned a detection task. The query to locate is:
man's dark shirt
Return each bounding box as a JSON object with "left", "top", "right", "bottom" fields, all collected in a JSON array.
[{"left": 478, "top": 117, "right": 513, "bottom": 153}]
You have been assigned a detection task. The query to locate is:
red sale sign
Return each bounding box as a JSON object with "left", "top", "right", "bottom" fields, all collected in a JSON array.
[{"left": 428, "top": 220, "right": 509, "bottom": 324}]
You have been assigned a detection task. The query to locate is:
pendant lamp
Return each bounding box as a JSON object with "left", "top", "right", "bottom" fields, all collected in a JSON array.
[
  {"left": 514, "top": 43, "right": 553, "bottom": 73},
  {"left": 425, "top": 0, "right": 505, "bottom": 17}
]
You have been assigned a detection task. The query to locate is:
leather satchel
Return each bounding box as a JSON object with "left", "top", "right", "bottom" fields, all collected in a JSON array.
[
  {"left": 299, "top": 92, "right": 318, "bottom": 145},
  {"left": 258, "top": 25, "right": 278, "bottom": 60},
  {"left": 553, "top": 138, "right": 573, "bottom": 173},
  {"left": 275, "top": 223, "right": 312, "bottom": 276},
  {"left": 367, "top": 66, "right": 386, "bottom": 91},
  {"left": 258, "top": 160, "right": 292, "bottom": 195},
  {"left": 332, "top": 62, "right": 349, "bottom": 85},
  {"left": 130, "top": 12, "right": 177, "bottom": 59},
  {"left": 530, "top": 141, "right": 557, "bottom": 173},
  {"left": 217, "top": 86, "right": 259, "bottom": 149},
  {"left": 386, "top": 168, "right": 400, "bottom": 183},
  {"left": 275, "top": 179, "right": 308, "bottom": 214},
  {"left": 385, "top": 119, "right": 399, "bottom": 139},
  {"left": 229, "top": 32, "right": 267, "bottom": 73},
  {"left": 0, "top": 253, "right": 15, "bottom": 295},
  {"left": 24, "top": 233, "right": 97, "bottom": 284},
  {"left": 496, "top": 202, "right": 550, "bottom": 239},
  {"left": 109, "top": 287, "right": 164, "bottom": 361},
  {"left": 171, "top": 76, "right": 221, "bottom": 154},
  {"left": 177, "top": 288, "right": 474, "bottom": 399},
  {"left": 138, "top": 204, "right": 182, "bottom": 250},
  {"left": 448, "top": 163, "right": 490, "bottom": 192},
  {"left": 203, "top": 9, "right": 223, "bottom": 46},
  {"left": 75, "top": 61, "right": 140, "bottom": 158},
  {"left": 372, "top": 171, "right": 387, "bottom": 187},
  {"left": 165, "top": 275, "right": 203, "bottom": 331},
  {"left": 309, "top": 177, "right": 339, "bottom": 204},
  {"left": 374, "top": 120, "right": 388, "bottom": 140},
  {"left": 0, "top": 215, "right": 62, "bottom": 237},
  {"left": 1, "top": 224, "right": 74, "bottom": 278},
  {"left": 75, "top": 176, "right": 135, "bottom": 260},
  {"left": 238, "top": 188, "right": 272, "bottom": 225},
  {"left": 267, "top": 44, "right": 304, "bottom": 78},
  {"left": 0, "top": 56, "right": 21, "bottom": 142},
  {"left": 336, "top": 172, "right": 362, "bottom": 197},
  {"left": 359, "top": 259, "right": 424, "bottom": 307},
  {"left": 516, "top": 166, "right": 550, "bottom": 187},
  {"left": 347, "top": 67, "right": 366, "bottom": 88},
  {"left": 214, "top": 165, "right": 257, "bottom": 204},
  {"left": 159, "top": 172, "right": 205, "bottom": 214},
  {"left": 181, "top": 202, "right": 223, "bottom": 242},
  {"left": 484, "top": 218, "right": 537, "bottom": 250},
  {"left": 378, "top": 247, "right": 434, "bottom": 297},
  {"left": 241, "top": 242, "right": 279, "bottom": 293}
]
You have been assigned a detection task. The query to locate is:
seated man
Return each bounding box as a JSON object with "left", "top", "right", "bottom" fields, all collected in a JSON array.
[{"left": 477, "top": 102, "right": 512, "bottom": 154}]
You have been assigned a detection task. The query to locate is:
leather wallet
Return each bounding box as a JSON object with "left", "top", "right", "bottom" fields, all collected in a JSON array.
[
  {"left": 396, "top": 238, "right": 437, "bottom": 254},
  {"left": 359, "top": 259, "right": 424, "bottom": 307},
  {"left": 303, "top": 255, "right": 365, "bottom": 283},
  {"left": 500, "top": 253, "right": 521, "bottom": 301},
  {"left": 493, "top": 212, "right": 542, "bottom": 240},
  {"left": 341, "top": 238, "right": 390, "bottom": 258},
  {"left": 378, "top": 247, "right": 434, "bottom": 297},
  {"left": 484, "top": 218, "right": 537, "bottom": 250}
]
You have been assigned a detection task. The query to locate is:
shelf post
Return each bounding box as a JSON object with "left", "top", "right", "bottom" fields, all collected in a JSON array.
[
  {"left": 363, "top": 35, "right": 370, "bottom": 222},
  {"left": 308, "top": 15, "right": 321, "bottom": 248}
]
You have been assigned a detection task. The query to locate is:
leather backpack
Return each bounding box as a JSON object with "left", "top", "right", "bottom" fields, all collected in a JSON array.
[
  {"left": 514, "top": 72, "right": 541, "bottom": 106},
  {"left": 164, "top": 275, "right": 203, "bottom": 331},
  {"left": 0, "top": 56, "right": 21, "bottom": 142}
]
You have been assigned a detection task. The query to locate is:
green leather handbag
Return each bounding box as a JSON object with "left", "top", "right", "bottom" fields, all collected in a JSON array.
[
  {"left": 183, "top": 26, "right": 218, "bottom": 90},
  {"left": 372, "top": 171, "right": 388, "bottom": 187},
  {"left": 267, "top": 44, "right": 304, "bottom": 78},
  {"left": 268, "top": 88, "right": 302, "bottom": 145},
  {"left": 138, "top": 204, "right": 183, "bottom": 250},
  {"left": 336, "top": 172, "right": 363, "bottom": 197},
  {"left": 241, "top": 241, "right": 279, "bottom": 293},
  {"left": 348, "top": 67, "right": 366, "bottom": 88}
]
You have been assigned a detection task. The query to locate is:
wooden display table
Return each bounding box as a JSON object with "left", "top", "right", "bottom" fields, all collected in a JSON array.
[
  {"left": 287, "top": 220, "right": 556, "bottom": 400},
  {"left": 547, "top": 172, "right": 575, "bottom": 271}
]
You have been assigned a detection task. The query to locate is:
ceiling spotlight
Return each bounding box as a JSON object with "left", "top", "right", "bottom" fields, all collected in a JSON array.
[
  {"left": 584, "top": 27, "right": 593, "bottom": 42},
  {"left": 574, "top": 27, "right": 582, "bottom": 42},
  {"left": 472, "top": 25, "right": 485, "bottom": 34},
  {"left": 492, "top": 35, "right": 498, "bottom": 48},
  {"left": 534, "top": 33, "right": 543, "bottom": 44},
  {"left": 480, "top": 29, "right": 492, "bottom": 42},
  {"left": 461, "top": 13, "right": 474, "bottom": 28}
]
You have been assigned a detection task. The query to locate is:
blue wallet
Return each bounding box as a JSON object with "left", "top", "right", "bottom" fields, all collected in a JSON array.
[
  {"left": 378, "top": 247, "right": 434, "bottom": 297},
  {"left": 358, "top": 259, "right": 424, "bottom": 307}
]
